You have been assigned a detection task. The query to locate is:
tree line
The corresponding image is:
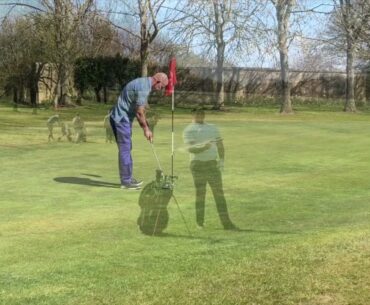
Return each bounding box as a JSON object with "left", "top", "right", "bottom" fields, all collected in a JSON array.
[
  {"left": 74, "top": 55, "right": 141, "bottom": 104},
  {"left": 0, "top": 0, "right": 370, "bottom": 113}
]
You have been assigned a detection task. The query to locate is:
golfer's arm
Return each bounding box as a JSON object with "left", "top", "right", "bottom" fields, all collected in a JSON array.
[
  {"left": 187, "top": 141, "right": 211, "bottom": 154},
  {"left": 216, "top": 140, "right": 225, "bottom": 159},
  {"left": 136, "top": 106, "right": 150, "bottom": 131},
  {"left": 188, "top": 146, "right": 206, "bottom": 154}
]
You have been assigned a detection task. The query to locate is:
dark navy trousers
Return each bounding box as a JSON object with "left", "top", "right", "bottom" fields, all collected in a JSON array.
[{"left": 190, "top": 160, "right": 232, "bottom": 227}]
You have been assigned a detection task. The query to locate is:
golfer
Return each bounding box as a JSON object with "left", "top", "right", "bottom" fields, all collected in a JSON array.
[
  {"left": 46, "top": 114, "right": 60, "bottom": 142},
  {"left": 110, "top": 73, "right": 169, "bottom": 190},
  {"left": 183, "top": 108, "right": 238, "bottom": 230},
  {"left": 72, "top": 113, "right": 86, "bottom": 143},
  {"left": 58, "top": 122, "right": 72, "bottom": 142}
]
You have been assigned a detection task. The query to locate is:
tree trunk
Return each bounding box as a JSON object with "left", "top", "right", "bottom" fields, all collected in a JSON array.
[
  {"left": 18, "top": 80, "right": 26, "bottom": 104},
  {"left": 277, "top": 1, "right": 293, "bottom": 114},
  {"left": 29, "top": 63, "right": 39, "bottom": 114},
  {"left": 53, "top": 78, "right": 61, "bottom": 108},
  {"left": 59, "top": 64, "right": 71, "bottom": 105},
  {"left": 53, "top": 65, "right": 62, "bottom": 108},
  {"left": 279, "top": 49, "right": 292, "bottom": 113},
  {"left": 94, "top": 87, "right": 101, "bottom": 103},
  {"left": 103, "top": 86, "right": 108, "bottom": 104},
  {"left": 141, "top": 49, "right": 149, "bottom": 77},
  {"left": 30, "top": 84, "right": 38, "bottom": 114},
  {"left": 214, "top": 1, "right": 225, "bottom": 110},
  {"left": 76, "top": 90, "right": 83, "bottom": 105},
  {"left": 13, "top": 87, "right": 18, "bottom": 111},
  {"left": 140, "top": 0, "right": 149, "bottom": 77},
  {"left": 215, "top": 46, "right": 225, "bottom": 109},
  {"left": 344, "top": 37, "right": 356, "bottom": 112}
]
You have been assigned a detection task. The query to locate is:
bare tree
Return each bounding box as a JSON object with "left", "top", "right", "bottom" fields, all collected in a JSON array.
[
  {"left": 267, "top": 0, "right": 333, "bottom": 113},
  {"left": 0, "top": 19, "right": 28, "bottom": 106},
  {"left": 0, "top": 17, "right": 46, "bottom": 110},
  {"left": 171, "top": 0, "right": 264, "bottom": 109},
  {"left": 106, "top": 0, "right": 183, "bottom": 77},
  {"left": 291, "top": 36, "right": 343, "bottom": 72},
  {"left": 269, "top": 0, "right": 296, "bottom": 114},
  {"left": 328, "top": 0, "right": 370, "bottom": 112},
  {"left": 45, "top": 0, "right": 96, "bottom": 106},
  {"left": 1, "top": 0, "right": 97, "bottom": 107},
  {"left": 81, "top": 15, "right": 122, "bottom": 58}
]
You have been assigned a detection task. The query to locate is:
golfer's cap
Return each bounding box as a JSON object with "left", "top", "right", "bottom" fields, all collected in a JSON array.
[{"left": 153, "top": 72, "right": 169, "bottom": 86}]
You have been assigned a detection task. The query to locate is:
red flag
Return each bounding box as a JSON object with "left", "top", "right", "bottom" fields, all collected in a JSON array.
[{"left": 165, "top": 57, "right": 177, "bottom": 96}]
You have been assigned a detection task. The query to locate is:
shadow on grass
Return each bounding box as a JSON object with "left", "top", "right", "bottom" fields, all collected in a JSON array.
[
  {"left": 54, "top": 176, "right": 120, "bottom": 188},
  {"left": 81, "top": 173, "right": 102, "bottom": 178},
  {"left": 156, "top": 229, "right": 297, "bottom": 239}
]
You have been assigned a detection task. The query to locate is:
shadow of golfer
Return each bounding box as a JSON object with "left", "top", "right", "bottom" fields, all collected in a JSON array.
[
  {"left": 54, "top": 177, "right": 121, "bottom": 188},
  {"left": 81, "top": 173, "right": 102, "bottom": 178}
]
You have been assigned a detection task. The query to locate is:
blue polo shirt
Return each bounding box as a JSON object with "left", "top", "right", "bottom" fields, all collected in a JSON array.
[{"left": 111, "top": 77, "right": 152, "bottom": 123}]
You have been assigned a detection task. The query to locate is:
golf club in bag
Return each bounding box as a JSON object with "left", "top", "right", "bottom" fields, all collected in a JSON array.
[
  {"left": 137, "top": 168, "right": 172, "bottom": 235},
  {"left": 137, "top": 56, "right": 190, "bottom": 236},
  {"left": 137, "top": 142, "right": 190, "bottom": 236}
]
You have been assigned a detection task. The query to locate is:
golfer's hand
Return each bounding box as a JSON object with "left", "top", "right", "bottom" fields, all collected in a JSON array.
[
  {"left": 204, "top": 142, "right": 212, "bottom": 150},
  {"left": 218, "top": 159, "right": 224, "bottom": 172},
  {"left": 144, "top": 127, "right": 153, "bottom": 142},
  {"left": 195, "top": 142, "right": 211, "bottom": 151}
]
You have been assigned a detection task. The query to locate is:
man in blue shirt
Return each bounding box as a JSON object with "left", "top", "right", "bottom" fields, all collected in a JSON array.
[{"left": 110, "top": 73, "right": 168, "bottom": 190}]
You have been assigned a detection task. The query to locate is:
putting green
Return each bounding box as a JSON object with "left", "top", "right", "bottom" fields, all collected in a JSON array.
[{"left": 1, "top": 103, "right": 370, "bottom": 305}]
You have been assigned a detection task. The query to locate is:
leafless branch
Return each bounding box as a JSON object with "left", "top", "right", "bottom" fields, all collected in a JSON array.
[
  {"left": 292, "top": 4, "right": 334, "bottom": 14},
  {"left": 0, "top": 2, "right": 45, "bottom": 12}
]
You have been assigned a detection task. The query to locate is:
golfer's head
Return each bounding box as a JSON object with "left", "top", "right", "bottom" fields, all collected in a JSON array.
[
  {"left": 191, "top": 108, "right": 205, "bottom": 123},
  {"left": 152, "top": 73, "right": 169, "bottom": 91}
]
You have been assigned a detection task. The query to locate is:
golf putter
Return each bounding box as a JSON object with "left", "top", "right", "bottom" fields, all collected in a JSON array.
[{"left": 150, "top": 141, "right": 163, "bottom": 172}]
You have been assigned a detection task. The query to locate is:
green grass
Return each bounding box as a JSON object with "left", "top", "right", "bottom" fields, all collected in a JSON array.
[{"left": 1, "top": 102, "right": 370, "bottom": 305}]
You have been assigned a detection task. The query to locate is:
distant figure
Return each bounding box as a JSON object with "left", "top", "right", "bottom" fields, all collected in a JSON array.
[
  {"left": 58, "top": 122, "right": 72, "bottom": 142},
  {"left": 103, "top": 110, "right": 114, "bottom": 143},
  {"left": 72, "top": 113, "right": 86, "bottom": 143},
  {"left": 46, "top": 114, "right": 60, "bottom": 142},
  {"left": 183, "top": 108, "right": 238, "bottom": 231}
]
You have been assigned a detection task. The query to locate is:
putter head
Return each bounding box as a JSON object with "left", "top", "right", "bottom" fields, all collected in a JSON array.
[
  {"left": 169, "top": 175, "right": 178, "bottom": 183},
  {"left": 154, "top": 170, "right": 173, "bottom": 190}
]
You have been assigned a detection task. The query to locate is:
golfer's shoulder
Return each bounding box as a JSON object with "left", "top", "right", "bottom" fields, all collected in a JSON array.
[
  {"left": 184, "top": 122, "right": 197, "bottom": 130},
  {"left": 183, "top": 123, "right": 196, "bottom": 135},
  {"left": 205, "top": 123, "right": 221, "bottom": 138},
  {"left": 127, "top": 77, "right": 150, "bottom": 90}
]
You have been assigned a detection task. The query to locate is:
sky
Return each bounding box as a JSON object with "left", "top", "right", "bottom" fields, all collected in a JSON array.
[{"left": 0, "top": 0, "right": 342, "bottom": 70}]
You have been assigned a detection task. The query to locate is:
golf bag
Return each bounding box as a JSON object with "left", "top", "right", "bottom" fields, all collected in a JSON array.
[{"left": 137, "top": 170, "right": 173, "bottom": 235}]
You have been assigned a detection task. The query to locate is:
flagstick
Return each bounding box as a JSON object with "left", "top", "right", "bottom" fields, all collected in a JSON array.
[{"left": 171, "top": 90, "right": 174, "bottom": 181}]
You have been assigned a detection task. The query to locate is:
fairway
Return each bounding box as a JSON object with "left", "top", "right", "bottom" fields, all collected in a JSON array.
[{"left": 1, "top": 104, "right": 370, "bottom": 305}]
